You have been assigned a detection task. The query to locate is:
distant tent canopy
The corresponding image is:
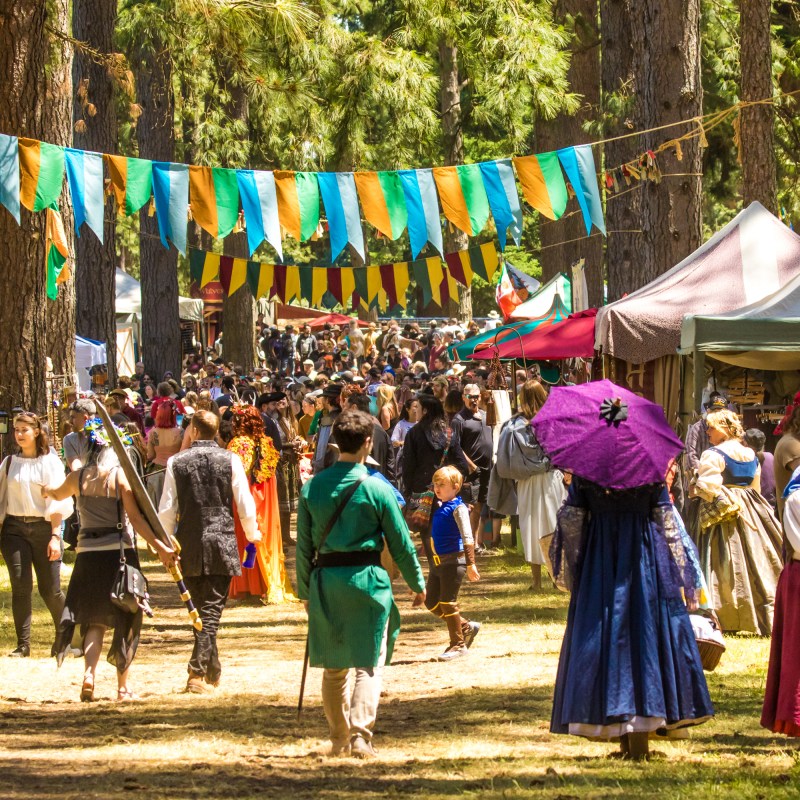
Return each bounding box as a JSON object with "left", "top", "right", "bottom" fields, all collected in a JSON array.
[
  {"left": 508, "top": 272, "right": 572, "bottom": 320},
  {"left": 680, "top": 271, "right": 800, "bottom": 371},
  {"left": 472, "top": 308, "right": 597, "bottom": 362},
  {"left": 115, "top": 268, "right": 203, "bottom": 322},
  {"left": 450, "top": 295, "right": 570, "bottom": 361},
  {"left": 595, "top": 202, "right": 800, "bottom": 364}
]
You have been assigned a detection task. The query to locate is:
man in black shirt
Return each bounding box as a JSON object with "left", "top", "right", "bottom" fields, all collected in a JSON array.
[{"left": 449, "top": 384, "right": 493, "bottom": 546}]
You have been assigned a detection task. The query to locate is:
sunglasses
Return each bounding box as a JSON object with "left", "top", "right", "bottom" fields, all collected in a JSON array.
[{"left": 465, "top": 394, "right": 480, "bottom": 401}]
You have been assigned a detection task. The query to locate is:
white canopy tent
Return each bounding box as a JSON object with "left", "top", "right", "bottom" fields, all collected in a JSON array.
[
  {"left": 75, "top": 335, "right": 107, "bottom": 391},
  {"left": 509, "top": 272, "right": 572, "bottom": 320}
]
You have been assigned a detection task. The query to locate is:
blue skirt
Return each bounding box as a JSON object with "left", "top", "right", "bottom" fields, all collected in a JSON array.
[{"left": 550, "top": 482, "right": 714, "bottom": 739}]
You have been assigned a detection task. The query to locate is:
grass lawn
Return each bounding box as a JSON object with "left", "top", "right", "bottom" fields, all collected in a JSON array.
[{"left": 0, "top": 539, "right": 797, "bottom": 799}]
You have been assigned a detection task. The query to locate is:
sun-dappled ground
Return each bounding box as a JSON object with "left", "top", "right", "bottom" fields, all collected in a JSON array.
[{"left": 1, "top": 537, "right": 798, "bottom": 799}]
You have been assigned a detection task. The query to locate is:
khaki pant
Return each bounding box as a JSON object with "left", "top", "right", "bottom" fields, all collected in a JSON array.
[{"left": 321, "top": 626, "right": 388, "bottom": 748}]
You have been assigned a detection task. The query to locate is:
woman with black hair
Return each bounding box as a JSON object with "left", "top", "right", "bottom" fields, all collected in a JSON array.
[{"left": 0, "top": 412, "right": 72, "bottom": 657}]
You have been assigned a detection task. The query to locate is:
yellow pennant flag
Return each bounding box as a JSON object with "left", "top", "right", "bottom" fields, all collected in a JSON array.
[
  {"left": 394, "top": 264, "right": 410, "bottom": 309},
  {"left": 426, "top": 257, "right": 443, "bottom": 307},
  {"left": 480, "top": 242, "right": 500, "bottom": 283},
  {"left": 201, "top": 253, "right": 220, "bottom": 287},
  {"left": 312, "top": 267, "right": 327, "bottom": 306},
  {"left": 341, "top": 267, "right": 356, "bottom": 310},
  {"left": 256, "top": 264, "right": 274, "bottom": 298},
  {"left": 366, "top": 265, "right": 381, "bottom": 306},
  {"left": 285, "top": 266, "right": 300, "bottom": 303}
]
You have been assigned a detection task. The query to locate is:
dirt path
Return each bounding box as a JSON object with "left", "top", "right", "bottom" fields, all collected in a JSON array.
[{"left": 0, "top": 546, "right": 795, "bottom": 799}]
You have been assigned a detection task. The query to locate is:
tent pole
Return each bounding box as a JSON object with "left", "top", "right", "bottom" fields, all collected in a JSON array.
[{"left": 693, "top": 349, "right": 706, "bottom": 414}]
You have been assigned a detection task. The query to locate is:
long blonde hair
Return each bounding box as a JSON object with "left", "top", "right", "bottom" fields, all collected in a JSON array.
[
  {"left": 377, "top": 385, "right": 398, "bottom": 421},
  {"left": 706, "top": 409, "right": 745, "bottom": 441},
  {"left": 518, "top": 380, "right": 548, "bottom": 420}
]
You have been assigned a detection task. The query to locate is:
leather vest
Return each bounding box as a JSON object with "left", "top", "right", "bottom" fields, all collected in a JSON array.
[{"left": 170, "top": 441, "right": 240, "bottom": 577}]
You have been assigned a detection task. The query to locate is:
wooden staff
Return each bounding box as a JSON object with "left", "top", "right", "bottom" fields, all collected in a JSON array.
[
  {"left": 94, "top": 402, "right": 202, "bottom": 630},
  {"left": 297, "top": 635, "right": 309, "bottom": 721}
]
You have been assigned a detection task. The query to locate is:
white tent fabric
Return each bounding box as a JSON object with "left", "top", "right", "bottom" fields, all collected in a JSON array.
[
  {"left": 595, "top": 202, "right": 800, "bottom": 364},
  {"left": 115, "top": 268, "right": 203, "bottom": 321},
  {"left": 679, "top": 270, "right": 800, "bottom": 370},
  {"left": 509, "top": 272, "right": 572, "bottom": 320},
  {"left": 75, "top": 335, "right": 106, "bottom": 391}
]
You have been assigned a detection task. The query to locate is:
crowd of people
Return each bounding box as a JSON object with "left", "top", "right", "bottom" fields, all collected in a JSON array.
[{"left": 0, "top": 316, "right": 798, "bottom": 759}]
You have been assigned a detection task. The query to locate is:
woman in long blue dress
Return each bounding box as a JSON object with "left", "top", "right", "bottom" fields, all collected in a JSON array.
[{"left": 550, "top": 477, "right": 714, "bottom": 759}]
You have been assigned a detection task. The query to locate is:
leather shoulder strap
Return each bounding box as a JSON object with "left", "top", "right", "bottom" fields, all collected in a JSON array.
[{"left": 314, "top": 472, "right": 370, "bottom": 561}]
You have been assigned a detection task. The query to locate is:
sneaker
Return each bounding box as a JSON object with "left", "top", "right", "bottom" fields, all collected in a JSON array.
[
  {"left": 463, "top": 621, "right": 481, "bottom": 649},
  {"left": 8, "top": 645, "right": 30, "bottom": 658},
  {"left": 350, "top": 734, "right": 378, "bottom": 759},
  {"left": 438, "top": 644, "right": 468, "bottom": 661}
]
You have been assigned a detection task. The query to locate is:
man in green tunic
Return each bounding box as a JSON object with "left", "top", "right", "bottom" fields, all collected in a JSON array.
[{"left": 297, "top": 409, "right": 425, "bottom": 758}]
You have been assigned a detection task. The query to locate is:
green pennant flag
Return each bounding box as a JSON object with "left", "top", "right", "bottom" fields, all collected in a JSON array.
[
  {"left": 298, "top": 265, "right": 314, "bottom": 304},
  {"left": 377, "top": 171, "right": 408, "bottom": 238},
  {"left": 189, "top": 248, "right": 207, "bottom": 285},
  {"left": 296, "top": 172, "right": 320, "bottom": 241},
  {"left": 412, "top": 259, "right": 433, "bottom": 307},
  {"left": 246, "top": 260, "right": 261, "bottom": 298},
  {"left": 353, "top": 268, "right": 369, "bottom": 310},
  {"left": 456, "top": 163, "right": 490, "bottom": 236},
  {"left": 536, "top": 152, "right": 569, "bottom": 220}
]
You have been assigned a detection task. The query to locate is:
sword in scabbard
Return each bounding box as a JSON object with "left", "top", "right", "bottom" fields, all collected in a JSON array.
[{"left": 94, "top": 403, "right": 202, "bottom": 631}]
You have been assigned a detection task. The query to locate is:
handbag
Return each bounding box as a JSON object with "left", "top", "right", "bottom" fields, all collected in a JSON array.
[
  {"left": 108, "top": 469, "right": 149, "bottom": 615},
  {"left": 404, "top": 430, "right": 452, "bottom": 532}
]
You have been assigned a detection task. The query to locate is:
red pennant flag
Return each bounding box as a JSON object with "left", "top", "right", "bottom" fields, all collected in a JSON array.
[
  {"left": 379, "top": 264, "right": 398, "bottom": 308},
  {"left": 219, "top": 256, "right": 234, "bottom": 295},
  {"left": 439, "top": 272, "right": 451, "bottom": 307},
  {"left": 444, "top": 251, "right": 467, "bottom": 284},
  {"left": 327, "top": 268, "right": 342, "bottom": 304},
  {"left": 272, "top": 264, "right": 287, "bottom": 301}
]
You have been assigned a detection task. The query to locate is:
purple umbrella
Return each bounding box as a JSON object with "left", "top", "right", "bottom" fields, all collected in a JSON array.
[{"left": 531, "top": 379, "right": 684, "bottom": 490}]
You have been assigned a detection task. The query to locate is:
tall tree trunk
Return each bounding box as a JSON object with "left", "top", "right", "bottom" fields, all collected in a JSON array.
[
  {"left": 73, "top": 0, "right": 118, "bottom": 383},
  {"left": 439, "top": 38, "right": 469, "bottom": 321},
  {"left": 740, "top": 0, "right": 777, "bottom": 212},
  {"left": 0, "top": 0, "right": 74, "bottom": 423},
  {"left": 133, "top": 35, "right": 181, "bottom": 380},
  {"left": 45, "top": 0, "right": 76, "bottom": 382},
  {"left": 220, "top": 80, "right": 256, "bottom": 371},
  {"left": 537, "top": 0, "right": 604, "bottom": 308},
  {"left": 602, "top": 0, "right": 703, "bottom": 301}
]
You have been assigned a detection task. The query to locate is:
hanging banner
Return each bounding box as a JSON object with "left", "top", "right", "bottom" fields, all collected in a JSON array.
[{"left": 106, "top": 154, "right": 153, "bottom": 216}]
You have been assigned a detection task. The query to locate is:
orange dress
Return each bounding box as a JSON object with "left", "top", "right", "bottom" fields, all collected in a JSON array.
[{"left": 227, "top": 435, "right": 296, "bottom": 603}]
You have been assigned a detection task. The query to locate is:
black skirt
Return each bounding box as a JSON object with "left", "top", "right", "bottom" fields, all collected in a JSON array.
[{"left": 56, "top": 548, "right": 143, "bottom": 672}]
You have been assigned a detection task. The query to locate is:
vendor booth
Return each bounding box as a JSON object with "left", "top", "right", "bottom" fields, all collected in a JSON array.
[{"left": 594, "top": 202, "right": 800, "bottom": 423}]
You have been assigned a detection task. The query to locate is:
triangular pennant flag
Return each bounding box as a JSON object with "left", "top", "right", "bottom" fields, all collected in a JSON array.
[
  {"left": 105, "top": 154, "right": 152, "bottom": 216},
  {"left": 274, "top": 171, "right": 319, "bottom": 242},
  {"left": 479, "top": 242, "right": 500, "bottom": 283},
  {"left": 45, "top": 207, "right": 70, "bottom": 300},
  {"left": 237, "top": 169, "right": 283, "bottom": 259},
  {"left": 432, "top": 166, "right": 472, "bottom": 235},
  {"left": 354, "top": 171, "right": 408, "bottom": 240},
  {"left": 189, "top": 166, "right": 239, "bottom": 240},
  {"left": 19, "top": 139, "right": 65, "bottom": 212},
  {"left": 0, "top": 134, "right": 21, "bottom": 223},
  {"left": 456, "top": 163, "right": 490, "bottom": 236},
  {"left": 65, "top": 148, "right": 105, "bottom": 242},
  {"left": 366, "top": 265, "right": 381, "bottom": 306},
  {"left": 298, "top": 265, "right": 313, "bottom": 304},
  {"left": 272, "top": 264, "right": 287, "bottom": 301},
  {"left": 394, "top": 264, "right": 411, "bottom": 309},
  {"left": 341, "top": 267, "right": 356, "bottom": 311},
  {"left": 286, "top": 265, "right": 300, "bottom": 303},
  {"left": 513, "top": 152, "right": 568, "bottom": 220},
  {"left": 557, "top": 145, "right": 606, "bottom": 236},
  {"left": 379, "top": 263, "right": 398, "bottom": 308},
  {"left": 327, "top": 268, "right": 343, "bottom": 305},
  {"left": 152, "top": 161, "right": 189, "bottom": 254},
  {"left": 189, "top": 248, "right": 207, "bottom": 285},
  {"left": 312, "top": 266, "right": 327, "bottom": 306},
  {"left": 411, "top": 259, "right": 433, "bottom": 307},
  {"left": 444, "top": 250, "right": 467, "bottom": 285},
  {"left": 479, "top": 160, "right": 522, "bottom": 249},
  {"left": 425, "top": 256, "right": 443, "bottom": 307}
]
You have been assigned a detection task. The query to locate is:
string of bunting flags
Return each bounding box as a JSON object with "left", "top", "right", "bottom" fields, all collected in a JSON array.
[
  {"left": 0, "top": 131, "right": 605, "bottom": 301},
  {"left": 189, "top": 242, "right": 500, "bottom": 312}
]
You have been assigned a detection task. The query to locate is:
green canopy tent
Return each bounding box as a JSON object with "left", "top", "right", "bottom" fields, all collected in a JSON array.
[{"left": 450, "top": 294, "right": 570, "bottom": 361}]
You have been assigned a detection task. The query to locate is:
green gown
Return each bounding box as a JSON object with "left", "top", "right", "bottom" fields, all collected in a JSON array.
[{"left": 296, "top": 461, "right": 425, "bottom": 669}]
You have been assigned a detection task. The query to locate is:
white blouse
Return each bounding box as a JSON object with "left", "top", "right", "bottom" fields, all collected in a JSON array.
[
  {"left": 0, "top": 454, "right": 73, "bottom": 522},
  {"left": 694, "top": 439, "right": 760, "bottom": 501}
]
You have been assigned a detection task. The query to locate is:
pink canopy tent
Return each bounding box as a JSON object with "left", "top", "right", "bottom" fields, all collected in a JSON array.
[
  {"left": 306, "top": 313, "right": 370, "bottom": 329},
  {"left": 473, "top": 309, "right": 597, "bottom": 361}
]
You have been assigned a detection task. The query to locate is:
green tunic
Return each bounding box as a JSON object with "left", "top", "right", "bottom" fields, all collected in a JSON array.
[{"left": 296, "top": 461, "right": 425, "bottom": 669}]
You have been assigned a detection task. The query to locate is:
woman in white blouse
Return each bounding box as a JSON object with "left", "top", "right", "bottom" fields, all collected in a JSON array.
[
  {"left": 0, "top": 412, "right": 73, "bottom": 657},
  {"left": 692, "top": 409, "right": 783, "bottom": 636}
]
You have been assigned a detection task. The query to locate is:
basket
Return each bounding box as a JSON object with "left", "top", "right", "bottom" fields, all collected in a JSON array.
[{"left": 689, "top": 613, "right": 726, "bottom": 671}]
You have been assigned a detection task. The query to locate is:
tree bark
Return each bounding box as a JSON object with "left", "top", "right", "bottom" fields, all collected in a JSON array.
[
  {"left": 740, "top": 0, "right": 777, "bottom": 213},
  {"left": 0, "top": 0, "right": 74, "bottom": 420},
  {"left": 220, "top": 79, "right": 257, "bottom": 372},
  {"left": 45, "top": 0, "right": 76, "bottom": 382},
  {"left": 537, "top": 0, "right": 604, "bottom": 309},
  {"left": 72, "top": 0, "right": 118, "bottom": 383},
  {"left": 133, "top": 32, "right": 181, "bottom": 380},
  {"left": 602, "top": 0, "right": 703, "bottom": 301},
  {"left": 439, "top": 38, "right": 469, "bottom": 321}
]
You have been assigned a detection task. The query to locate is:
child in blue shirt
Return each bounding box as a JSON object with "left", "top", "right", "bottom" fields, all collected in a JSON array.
[{"left": 426, "top": 466, "right": 481, "bottom": 660}]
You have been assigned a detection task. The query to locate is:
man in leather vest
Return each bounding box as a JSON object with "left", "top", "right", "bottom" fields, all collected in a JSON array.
[{"left": 158, "top": 410, "right": 258, "bottom": 693}]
